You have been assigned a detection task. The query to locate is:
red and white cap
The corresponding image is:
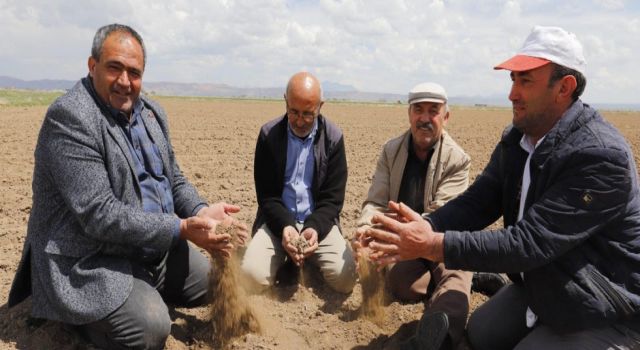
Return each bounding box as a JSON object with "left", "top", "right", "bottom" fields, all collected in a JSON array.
[{"left": 494, "top": 26, "right": 586, "bottom": 75}]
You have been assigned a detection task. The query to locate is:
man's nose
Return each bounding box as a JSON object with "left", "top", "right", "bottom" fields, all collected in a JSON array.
[
  {"left": 419, "top": 112, "right": 434, "bottom": 122},
  {"left": 508, "top": 83, "right": 519, "bottom": 101},
  {"left": 116, "top": 71, "right": 130, "bottom": 87}
]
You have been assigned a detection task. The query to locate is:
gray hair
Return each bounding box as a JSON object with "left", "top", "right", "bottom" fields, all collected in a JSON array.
[{"left": 91, "top": 24, "right": 146, "bottom": 68}]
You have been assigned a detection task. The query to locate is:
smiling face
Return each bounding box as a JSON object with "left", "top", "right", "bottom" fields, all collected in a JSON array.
[
  {"left": 88, "top": 32, "right": 144, "bottom": 115},
  {"left": 409, "top": 101, "right": 449, "bottom": 155}
]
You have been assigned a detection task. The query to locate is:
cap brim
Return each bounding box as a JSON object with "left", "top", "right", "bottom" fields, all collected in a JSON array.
[
  {"left": 409, "top": 98, "right": 446, "bottom": 105},
  {"left": 494, "top": 55, "right": 551, "bottom": 72}
]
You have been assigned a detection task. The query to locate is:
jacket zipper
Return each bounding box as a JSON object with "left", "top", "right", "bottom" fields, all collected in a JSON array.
[{"left": 589, "top": 269, "right": 635, "bottom": 319}]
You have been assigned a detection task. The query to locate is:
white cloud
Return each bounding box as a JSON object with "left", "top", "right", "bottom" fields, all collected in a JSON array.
[{"left": 0, "top": 0, "right": 637, "bottom": 104}]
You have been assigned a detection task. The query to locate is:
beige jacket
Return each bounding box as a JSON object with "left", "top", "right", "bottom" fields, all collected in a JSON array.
[{"left": 357, "top": 130, "right": 470, "bottom": 228}]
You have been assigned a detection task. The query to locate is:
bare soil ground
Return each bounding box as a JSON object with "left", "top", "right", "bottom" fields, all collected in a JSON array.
[{"left": 1, "top": 98, "right": 638, "bottom": 349}]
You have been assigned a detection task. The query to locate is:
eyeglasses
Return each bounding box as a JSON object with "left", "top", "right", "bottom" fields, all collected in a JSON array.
[{"left": 288, "top": 107, "right": 320, "bottom": 121}]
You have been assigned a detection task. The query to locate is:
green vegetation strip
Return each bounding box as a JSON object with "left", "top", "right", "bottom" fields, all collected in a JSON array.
[{"left": 0, "top": 89, "right": 64, "bottom": 107}]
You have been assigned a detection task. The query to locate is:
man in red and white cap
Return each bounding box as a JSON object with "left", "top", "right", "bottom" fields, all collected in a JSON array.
[{"left": 364, "top": 26, "right": 640, "bottom": 349}]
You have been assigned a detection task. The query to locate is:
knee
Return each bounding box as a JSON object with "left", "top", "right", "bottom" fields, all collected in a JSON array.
[
  {"left": 135, "top": 302, "right": 172, "bottom": 350},
  {"left": 240, "top": 257, "right": 272, "bottom": 293},
  {"left": 387, "top": 283, "right": 424, "bottom": 303},
  {"left": 107, "top": 302, "right": 171, "bottom": 350},
  {"left": 466, "top": 309, "right": 499, "bottom": 350},
  {"left": 386, "top": 271, "right": 425, "bottom": 303},
  {"left": 467, "top": 313, "right": 487, "bottom": 350},
  {"left": 141, "top": 315, "right": 172, "bottom": 350},
  {"left": 322, "top": 259, "right": 357, "bottom": 294}
]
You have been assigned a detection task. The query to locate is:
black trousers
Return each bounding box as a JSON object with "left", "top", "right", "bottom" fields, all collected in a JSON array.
[{"left": 76, "top": 240, "right": 210, "bottom": 350}]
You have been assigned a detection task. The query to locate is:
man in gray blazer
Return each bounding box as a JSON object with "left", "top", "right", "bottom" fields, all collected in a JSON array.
[{"left": 7, "top": 23, "right": 248, "bottom": 349}]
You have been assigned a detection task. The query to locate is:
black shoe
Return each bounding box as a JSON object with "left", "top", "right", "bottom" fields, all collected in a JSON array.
[
  {"left": 399, "top": 311, "right": 449, "bottom": 350},
  {"left": 471, "top": 272, "right": 507, "bottom": 296}
]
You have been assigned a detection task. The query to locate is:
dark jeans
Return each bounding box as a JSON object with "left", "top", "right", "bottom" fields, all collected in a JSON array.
[
  {"left": 76, "top": 240, "right": 210, "bottom": 350},
  {"left": 467, "top": 284, "right": 640, "bottom": 350}
]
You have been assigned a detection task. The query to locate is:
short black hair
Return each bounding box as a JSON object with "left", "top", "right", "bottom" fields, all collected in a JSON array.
[
  {"left": 548, "top": 63, "right": 586, "bottom": 102},
  {"left": 91, "top": 24, "right": 146, "bottom": 69}
]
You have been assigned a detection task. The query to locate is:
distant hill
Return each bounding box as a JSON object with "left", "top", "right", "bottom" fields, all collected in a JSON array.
[
  {"left": 0, "top": 76, "right": 73, "bottom": 91},
  {"left": 1, "top": 75, "right": 638, "bottom": 110}
]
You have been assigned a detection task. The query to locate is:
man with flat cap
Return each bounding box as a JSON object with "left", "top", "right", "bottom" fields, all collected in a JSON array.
[
  {"left": 364, "top": 26, "right": 640, "bottom": 349},
  {"left": 352, "top": 82, "right": 472, "bottom": 350}
]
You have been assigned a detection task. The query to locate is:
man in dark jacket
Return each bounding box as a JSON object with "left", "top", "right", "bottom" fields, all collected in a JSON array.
[
  {"left": 241, "top": 72, "right": 357, "bottom": 294},
  {"left": 365, "top": 26, "right": 640, "bottom": 349}
]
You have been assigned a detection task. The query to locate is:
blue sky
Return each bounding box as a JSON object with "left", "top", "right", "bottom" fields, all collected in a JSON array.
[{"left": 0, "top": 0, "right": 638, "bottom": 104}]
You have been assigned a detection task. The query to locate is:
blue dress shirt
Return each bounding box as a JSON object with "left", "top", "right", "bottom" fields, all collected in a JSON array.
[
  {"left": 112, "top": 100, "right": 182, "bottom": 261},
  {"left": 282, "top": 119, "right": 318, "bottom": 223}
]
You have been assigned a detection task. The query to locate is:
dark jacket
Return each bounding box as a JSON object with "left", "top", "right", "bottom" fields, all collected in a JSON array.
[
  {"left": 430, "top": 100, "right": 640, "bottom": 332},
  {"left": 253, "top": 114, "right": 347, "bottom": 241}
]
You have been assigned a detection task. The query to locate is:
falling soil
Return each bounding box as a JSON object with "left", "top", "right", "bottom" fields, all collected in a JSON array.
[
  {"left": 293, "top": 236, "right": 309, "bottom": 285},
  {"left": 358, "top": 253, "right": 386, "bottom": 325},
  {"left": 208, "top": 221, "right": 261, "bottom": 348}
]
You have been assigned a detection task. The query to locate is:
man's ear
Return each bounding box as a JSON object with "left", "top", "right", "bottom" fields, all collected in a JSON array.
[
  {"left": 442, "top": 110, "right": 450, "bottom": 126},
  {"left": 88, "top": 56, "right": 96, "bottom": 78},
  {"left": 558, "top": 75, "right": 577, "bottom": 101}
]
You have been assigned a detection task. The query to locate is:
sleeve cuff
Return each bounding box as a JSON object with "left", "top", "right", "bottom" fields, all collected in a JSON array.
[
  {"left": 171, "top": 218, "right": 181, "bottom": 246},
  {"left": 191, "top": 203, "right": 208, "bottom": 217},
  {"left": 421, "top": 213, "right": 438, "bottom": 231}
]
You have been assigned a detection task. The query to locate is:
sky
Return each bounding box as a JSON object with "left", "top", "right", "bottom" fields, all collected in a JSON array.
[{"left": 1, "top": 0, "right": 638, "bottom": 104}]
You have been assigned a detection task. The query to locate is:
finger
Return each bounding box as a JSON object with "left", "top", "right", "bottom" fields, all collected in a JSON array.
[
  {"left": 383, "top": 212, "right": 400, "bottom": 220},
  {"left": 390, "top": 201, "right": 422, "bottom": 222},
  {"left": 222, "top": 203, "right": 241, "bottom": 214},
  {"left": 368, "top": 240, "right": 400, "bottom": 255},
  {"left": 307, "top": 235, "right": 318, "bottom": 247},
  {"left": 233, "top": 220, "right": 248, "bottom": 229},
  {"left": 284, "top": 244, "right": 298, "bottom": 257},
  {"left": 373, "top": 254, "right": 398, "bottom": 271},
  {"left": 190, "top": 217, "right": 213, "bottom": 230},
  {"left": 303, "top": 243, "right": 318, "bottom": 257},
  {"left": 213, "top": 233, "right": 232, "bottom": 243},
  {"left": 235, "top": 235, "right": 248, "bottom": 246},
  {"left": 365, "top": 225, "right": 401, "bottom": 245},
  {"left": 370, "top": 213, "right": 406, "bottom": 236},
  {"left": 293, "top": 254, "right": 302, "bottom": 266}
]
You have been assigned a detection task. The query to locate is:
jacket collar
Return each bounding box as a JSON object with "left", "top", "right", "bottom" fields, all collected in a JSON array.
[{"left": 532, "top": 100, "right": 591, "bottom": 166}]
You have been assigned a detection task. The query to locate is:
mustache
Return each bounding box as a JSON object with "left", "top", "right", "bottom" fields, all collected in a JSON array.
[{"left": 416, "top": 121, "right": 434, "bottom": 131}]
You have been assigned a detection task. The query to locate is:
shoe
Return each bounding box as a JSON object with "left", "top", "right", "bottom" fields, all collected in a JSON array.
[
  {"left": 471, "top": 272, "right": 507, "bottom": 296},
  {"left": 399, "top": 311, "right": 449, "bottom": 350}
]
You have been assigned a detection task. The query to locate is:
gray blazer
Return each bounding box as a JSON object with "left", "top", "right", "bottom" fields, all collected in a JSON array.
[{"left": 8, "top": 78, "right": 207, "bottom": 324}]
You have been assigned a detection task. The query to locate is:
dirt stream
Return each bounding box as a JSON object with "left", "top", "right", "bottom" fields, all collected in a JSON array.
[{"left": 1, "top": 98, "right": 638, "bottom": 349}]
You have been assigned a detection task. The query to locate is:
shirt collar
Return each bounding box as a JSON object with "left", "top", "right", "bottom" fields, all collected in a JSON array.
[{"left": 519, "top": 133, "right": 547, "bottom": 154}]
